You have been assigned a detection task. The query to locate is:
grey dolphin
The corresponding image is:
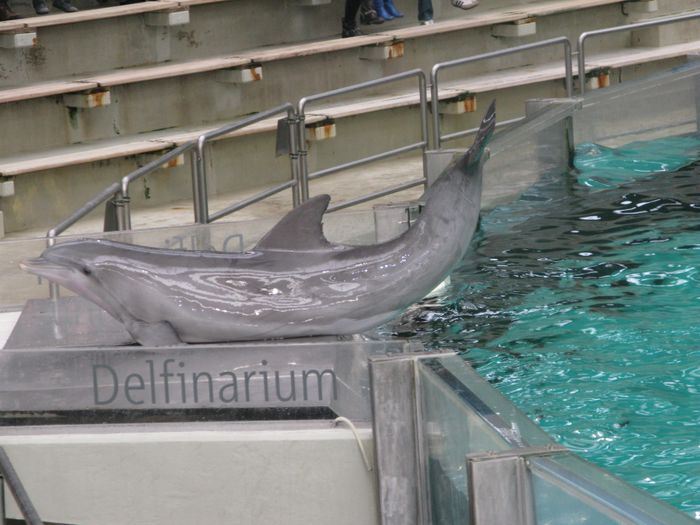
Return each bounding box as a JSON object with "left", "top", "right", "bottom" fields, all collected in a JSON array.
[{"left": 21, "top": 102, "right": 496, "bottom": 346}]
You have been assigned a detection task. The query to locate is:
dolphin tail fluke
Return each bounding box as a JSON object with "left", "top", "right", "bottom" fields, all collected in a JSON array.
[{"left": 457, "top": 100, "right": 496, "bottom": 172}]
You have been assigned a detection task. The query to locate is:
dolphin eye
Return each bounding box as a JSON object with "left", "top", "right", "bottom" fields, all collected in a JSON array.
[{"left": 82, "top": 267, "right": 92, "bottom": 276}]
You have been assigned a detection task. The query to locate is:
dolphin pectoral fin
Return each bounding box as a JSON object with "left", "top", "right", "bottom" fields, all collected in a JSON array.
[
  {"left": 255, "top": 194, "right": 333, "bottom": 251},
  {"left": 127, "top": 320, "right": 184, "bottom": 347}
]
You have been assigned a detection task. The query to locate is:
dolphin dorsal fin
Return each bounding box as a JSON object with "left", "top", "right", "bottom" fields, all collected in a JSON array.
[{"left": 255, "top": 194, "right": 332, "bottom": 251}]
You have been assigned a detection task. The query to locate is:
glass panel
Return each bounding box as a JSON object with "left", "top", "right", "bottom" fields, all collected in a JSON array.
[
  {"left": 0, "top": 208, "right": 378, "bottom": 310},
  {"left": 0, "top": 339, "right": 416, "bottom": 425},
  {"left": 417, "top": 355, "right": 556, "bottom": 525},
  {"left": 530, "top": 453, "right": 696, "bottom": 524},
  {"left": 575, "top": 62, "right": 700, "bottom": 146}
]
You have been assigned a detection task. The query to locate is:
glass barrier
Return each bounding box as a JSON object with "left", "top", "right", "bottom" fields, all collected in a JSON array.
[
  {"left": 0, "top": 338, "right": 418, "bottom": 425},
  {"left": 0, "top": 208, "right": 378, "bottom": 310},
  {"left": 574, "top": 62, "right": 700, "bottom": 146},
  {"left": 417, "top": 354, "right": 696, "bottom": 524}
]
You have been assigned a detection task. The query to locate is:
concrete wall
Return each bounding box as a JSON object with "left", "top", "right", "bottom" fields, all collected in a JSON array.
[{"left": 0, "top": 421, "right": 378, "bottom": 525}]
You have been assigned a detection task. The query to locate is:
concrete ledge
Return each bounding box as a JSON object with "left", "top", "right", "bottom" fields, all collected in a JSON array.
[
  {"left": 0, "top": 422, "right": 377, "bottom": 525},
  {"left": 2, "top": 39, "right": 698, "bottom": 176}
]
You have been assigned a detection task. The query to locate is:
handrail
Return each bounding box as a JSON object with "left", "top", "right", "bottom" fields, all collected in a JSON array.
[
  {"left": 431, "top": 36, "right": 573, "bottom": 149},
  {"left": 191, "top": 103, "right": 300, "bottom": 224},
  {"left": 578, "top": 11, "right": 700, "bottom": 95},
  {"left": 0, "top": 447, "right": 44, "bottom": 525},
  {"left": 45, "top": 103, "right": 299, "bottom": 239},
  {"left": 297, "top": 69, "right": 430, "bottom": 206}
]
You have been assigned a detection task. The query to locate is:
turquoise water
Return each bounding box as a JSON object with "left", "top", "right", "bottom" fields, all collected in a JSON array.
[{"left": 385, "top": 133, "right": 700, "bottom": 518}]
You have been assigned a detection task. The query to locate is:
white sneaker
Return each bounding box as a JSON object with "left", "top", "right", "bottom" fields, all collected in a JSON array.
[
  {"left": 452, "top": 0, "right": 478, "bottom": 9},
  {"left": 420, "top": 19, "right": 434, "bottom": 25}
]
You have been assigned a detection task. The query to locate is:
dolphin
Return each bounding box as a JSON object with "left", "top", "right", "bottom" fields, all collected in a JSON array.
[{"left": 21, "top": 102, "right": 496, "bottom": 346}]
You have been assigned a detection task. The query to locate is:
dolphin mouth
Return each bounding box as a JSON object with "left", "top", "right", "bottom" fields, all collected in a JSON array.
[
  {"left": 20, "top": 256, "right": 66, "bottom": 276},
  {"left": 19, "top": 256, "right": 82, "bottom": 289}
]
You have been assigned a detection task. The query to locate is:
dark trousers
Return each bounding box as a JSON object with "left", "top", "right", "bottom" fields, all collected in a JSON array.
[
  {"left": 344, "top": 0, "right": 363, "bottom": 21},
  {"left": 418, "top": 0, "right": 433, "bottom": 21}
]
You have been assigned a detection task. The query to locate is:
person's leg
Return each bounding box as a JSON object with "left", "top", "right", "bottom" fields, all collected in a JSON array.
[
  {"left": 342, "top": 0, "right": 364, "bottom": 37},
  {"left": 53, "top": 0, "right": 78, "bottom": 12},
  {"left": 360, "top": 0, "right": 384, "bottom": 24},
  {"left": 384, "top": 0, "right": 403, "bottom": 18},
  {"left": 417, "top": 0, "right": 433, "bottom": 22},
  {"left": 0, "top": 0, "right": 20, "bottom": 20}
]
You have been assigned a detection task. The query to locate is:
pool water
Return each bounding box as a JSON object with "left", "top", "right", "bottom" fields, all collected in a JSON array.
[{"left": 384, "top": 133, "right": 700, "bottom": 518}]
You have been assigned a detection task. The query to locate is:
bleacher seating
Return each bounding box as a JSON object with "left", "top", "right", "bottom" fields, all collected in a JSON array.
[{"left": 0, "top": 0, "right": 698, "bottom": 234}]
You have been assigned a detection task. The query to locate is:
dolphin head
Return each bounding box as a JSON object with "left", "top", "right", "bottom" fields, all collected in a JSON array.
[{"left": 20, "top": 241, "right": 124, "bottom": 319}]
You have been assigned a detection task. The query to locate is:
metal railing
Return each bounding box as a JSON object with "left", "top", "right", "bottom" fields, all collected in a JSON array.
[
  {"left": 46, "top": 103, "right": 300, "bottom": 241},
  {"left": 430, "top": 36, "right": 573, "bottom": 149},
  {"left": 0, "top": 447, "right": 44, "bottom": 525},
  {"left": 296, "top": 69, "right": 429, "bottom": 212},
  {"left": 191, "top": 103, "right": 300, "bottom": 223},
  {"left": 578, "top": 11, "right": 700, "bottom": 95}
]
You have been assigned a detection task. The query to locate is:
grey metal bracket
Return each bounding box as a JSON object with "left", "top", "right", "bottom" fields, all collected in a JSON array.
[
  {"left": 466, "top": 445, "right": 568, "bottom": 525},
  {"left": 369, "top": 351, "right": 456, "bottom": 525},
  {"left": 0, "top": 447, "right": 44, "bottom": 525}
]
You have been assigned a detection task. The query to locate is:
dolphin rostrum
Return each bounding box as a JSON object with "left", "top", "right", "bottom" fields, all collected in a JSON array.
[{"left": 21, "top": 102, "right": 496, "bottom": 346}]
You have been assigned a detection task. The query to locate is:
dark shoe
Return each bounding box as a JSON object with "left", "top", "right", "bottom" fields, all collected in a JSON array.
[
  {"left": 359, "top": 5, "right": 384, "bottom": 25},
  {"left": 341, "top": 18, "right": 363, "bottom": 38},
  {"left": 52, "top": 0, "right": 78, "bottom": 12},
  {"left": 33, "top": 0, "right": 49, "bottom": 14},
  {"left": 0, "top": 0, "right": 21, "bottom": 19},
  {"left": 384, "top": 0, "right": 403, "bottom": 18}
]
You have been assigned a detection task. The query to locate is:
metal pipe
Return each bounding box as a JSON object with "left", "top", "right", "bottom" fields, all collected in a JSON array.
[
  {"left": 208, "top": 180, "right": 296, "bottom": 223},
  {"left": 578, "top": 11, "right": 700, "bottom": 95},
  {"left": 440, "top": 116, "right": 525, "bottom": 144},
  {"left": 287, "top": 108, "right": 302, "bottom": 208},
  {"left": 193, "top": 136, "right": 209, "bottom": 224},
  {"left": 298, "top": 69, "right": 428, "bottom": 209},
  {"left": 417, "top": 72, "right": 430, "bottom": 187},
  {"left": 0, "top": 448, "right": 43, "bottom": 525},
  {"left": 431, "top": 37, "right": 573, "bottom": 148},
  {"left": 327, "top": 178, "right": 425, "bottom": 213},
  {"left": 298, "top": 69, "right": 426, "bottom": 115},
  {"left": 46, "top": 181, "right": 122, "bottom": 239},
  {"left": 297, "top": 112, "right": 310, "bottom": 203},
  {"left": 309, "top": 142, "right": 426, "bottom": 181}
]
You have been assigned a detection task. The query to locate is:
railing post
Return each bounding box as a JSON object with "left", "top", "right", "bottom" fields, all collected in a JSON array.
[
  {"left": 116, "top": 180, "right": 131, "bottom": 231},
  {"left": 0, "top": 448, "right": 44, "bottom": 525},
  {"left": 287, "top": 109, "right": 302, "bottom": 207},
  {"left": 192, "top": 137, "right": 210, "bottom": 224},
  {"left": 296, "top": 110, "right": 310, "bottom": 203},
  {"left": 369, "top": 352, "right": 455, "bottom": 525}
]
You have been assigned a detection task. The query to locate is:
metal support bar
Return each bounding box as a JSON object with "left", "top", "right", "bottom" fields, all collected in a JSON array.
[
  {"left": 297, "top": 69, "right": 430, "bottom": 206},
  {"left": 309, "top": 142, "right": 426, "bottom": 181},
  {"left": 208, "top": 179, "right": 296, "bottom": 222},
  {"left": 578, "top": 11, "right": 700, "bottom": 95},
  {"left": 191, "top": 103, "right": 298, "bottom": 223},
  {"left": 0, "top": 448, "right": 43, "bottom": 525},
  {"left": 327, "top": 178, "right": 425, "bottom": 213},
  {"left": 369, "top": 351, "right": 455, "bottom": 525},
  {"left": 431, "top": 37, "right": 573, "bottom": 149}
]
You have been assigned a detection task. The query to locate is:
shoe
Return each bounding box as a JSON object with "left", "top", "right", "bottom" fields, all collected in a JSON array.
[
  {"left": 341, "top": 18, "right": 363, "bottom": 38},
  {"left": 451, "top": 0, "right": 478, "bottom": 9},
  {"left": 359, "top": 5, "right": 384, "bottom": 25},
  {"left": 52, "top": 0, "right": 78, "bottom": 11},
  {"left": 419, "top": 19, "right": 434, "bottom": 25},
  {"left": 373, "top": 0, "right": 393, "bottom": 20},
  {"left": 0, "top": 0, "right": 21, "bottom": 19},
  {"left": 33, "top": 0, "right": 49, "bottom": 14},
  {"left": 384, "top": 0, "right": 403, "bottom": 18}
]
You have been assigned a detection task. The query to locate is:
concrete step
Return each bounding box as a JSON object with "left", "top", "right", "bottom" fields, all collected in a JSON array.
[
  {"left": 0, "top": 0, "right": 627, "bottom": 88},
  {"left": 1, "top": 36, "right": 697, "bottom": 234},
  {"left": 0, "top": 1, "right": 641, "bottom": 155}
]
